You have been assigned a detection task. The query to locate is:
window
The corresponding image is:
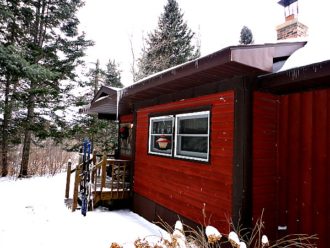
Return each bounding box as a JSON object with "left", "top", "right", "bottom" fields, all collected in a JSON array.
[
  {"left": 148, "top": 110, "right": 210, "bottom": 162},
  {"left": 174, "top": 111, "right": 210, "bottom": 161},
  {"left": 149, "top": 115, "right": 174, "bottom": 156}
]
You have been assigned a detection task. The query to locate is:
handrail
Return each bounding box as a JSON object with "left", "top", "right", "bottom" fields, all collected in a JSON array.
[
  {"left": 64, "top": 162, "right": 84, "bottom": 198},
  {"left": 64, "top": 155, "right": 94, "bottom": 210},
  {"left": 66, "top": 153, "right": 131, "bottom": 212}
]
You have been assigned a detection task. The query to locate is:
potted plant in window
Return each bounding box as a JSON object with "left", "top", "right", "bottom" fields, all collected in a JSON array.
[{"left": 156, "top": 135, "right": 170, "bottom": 149}]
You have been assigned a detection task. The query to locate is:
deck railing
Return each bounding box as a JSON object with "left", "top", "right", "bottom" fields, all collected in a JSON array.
[{"left": 64, "top": 153, "right": 131, "bottom": 212}]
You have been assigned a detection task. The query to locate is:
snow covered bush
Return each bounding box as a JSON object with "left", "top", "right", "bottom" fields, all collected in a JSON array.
[{"left": 111, "top": 213, "right": 317, "bottom": 248}]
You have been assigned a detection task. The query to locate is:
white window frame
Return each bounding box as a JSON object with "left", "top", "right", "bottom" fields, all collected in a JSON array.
[
  {"left": 148, "top": 115, "right": 174, "bottom": 156},
  {"left": 174, "top": 111, "right": 210, "bottom": 162}
]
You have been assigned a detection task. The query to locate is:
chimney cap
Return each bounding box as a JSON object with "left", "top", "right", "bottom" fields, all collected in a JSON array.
[{"left": 278, "top": 0, "right": 297, "bottom": 7}]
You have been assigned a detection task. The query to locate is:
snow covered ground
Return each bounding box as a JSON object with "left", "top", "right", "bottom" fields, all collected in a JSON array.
[{"left": 0, "top": 173, "right": 166, "bottom": 248}]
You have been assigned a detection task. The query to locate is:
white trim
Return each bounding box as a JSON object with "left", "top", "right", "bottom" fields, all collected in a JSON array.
[
  {"left": 174, "top": 111, "right": 210, "bottom": 162},
  {"left": 148, "top": 115, "right": 174, "bottom": 156},
  {"left": 149, "top": 115, "right": 174, "bottom": 121},
  {"left": 174, "top": 154, "right": 209, "bottom": 162},
  {"left": 175, "top": 110, "right": 209, "bottom": 119}
]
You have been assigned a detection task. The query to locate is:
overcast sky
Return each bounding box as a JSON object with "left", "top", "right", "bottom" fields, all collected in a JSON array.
[{"left": 77, "top": 0, "right": 330, "bottom": 85}]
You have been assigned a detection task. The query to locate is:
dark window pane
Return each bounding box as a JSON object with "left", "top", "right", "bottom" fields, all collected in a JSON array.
[
  {"left": 179, "top": 118, "right": 208, "bottom": 134},
  {"left": 180, "top": 136, "right": 207, "bottom": 153},
  {"left": 152, "top": 120, "right": 173, "bottom": 134}
]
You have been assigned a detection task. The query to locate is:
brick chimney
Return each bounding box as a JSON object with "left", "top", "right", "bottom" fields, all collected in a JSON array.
[{"left": 276, "top": 0, "right": 308, "bottom": 40}]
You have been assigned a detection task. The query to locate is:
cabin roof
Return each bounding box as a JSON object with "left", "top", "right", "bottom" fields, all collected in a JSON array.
[
  {"left": 85, "top": 41, "right": 307, "bottom": 117},
  {"left": 258, "top": 59, "right": 330, "bottom": 94},
  {"left": 83, "top": 86, "right": 119, "bottom": 116}
]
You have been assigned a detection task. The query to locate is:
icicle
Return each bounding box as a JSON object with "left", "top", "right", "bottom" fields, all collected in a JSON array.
[
  {"left": 195, "top": 60, "right": 199, "bottom": 68},
  {"left": 288, "top": 68, "right": 301, "bottom": 81}
]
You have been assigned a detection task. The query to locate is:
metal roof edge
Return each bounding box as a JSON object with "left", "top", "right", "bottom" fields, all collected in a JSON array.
[
  {"left": 91, "top": 85, "right": 119, "bottom": 103},
  {"left": 257, "top": 59, "right": 330, "bottom": 92},
  {"left": 124, "top": 41, "right": 307, "bottom": 94}
]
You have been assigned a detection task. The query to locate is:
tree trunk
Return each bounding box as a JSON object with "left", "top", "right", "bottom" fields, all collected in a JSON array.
[
  {"left": 1, "top": 76, "right": 18, "bottom": 177},
  {"left": 1, "top": 78, "right": 11, "bottom": 177},
  {"left": 19, "top": 93, "right": 34, "bottom": 177},
  {"left": 20, "top": 128, "right": 32, "bottom": 177},
  {"left": 1, "top": 132, "right": 9, "bottom": 177}
]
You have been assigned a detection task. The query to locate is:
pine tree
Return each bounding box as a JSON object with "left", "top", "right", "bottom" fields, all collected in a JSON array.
[
  {"left": 0, "top": 1, "right": 47, "bottom": 176},
  {"left": 104, "top": 59, "right": 123, "bottom": 88},
  {"left": 137, "top": 0, "right": 200, "bottom": 80},
  {"left": 239, "top": 26, "right": 254, "bottom": 45},
  {"left": 83, "top": 59, "right": 103, "bottom": 102},
  {"left": 69, "top": 60, "right": 121, "bottom": 156},
  {"left": 0, "top": 0, "right": 93, "bottom": 177},
  {"left": 0, "top": 45, "right": 21, "bottom": 177},
  {"left": 80, "top": 59, "right": 123, "bottom": 104}
]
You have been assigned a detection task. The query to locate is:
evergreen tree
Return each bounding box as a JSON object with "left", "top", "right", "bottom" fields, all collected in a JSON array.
[
  {"left": 0, "top": 1, "right": 52, "bottom": 176},
  {"left": 0, "top": 45, "right": 22, "bottom": 176},
  {"left": 137, "top": 0, "right": 200, "bottom": 80},
  {"left": 0, "top": 0, "right": 25, "bottom": 176},
  {"left": 83, "top": 59, "right": 103, "bottom": 103},
  {"left": 78, "top": 59, "right": 123, "bottom": 105},
  {"left": 69, "top": 60, "right": 121, "bottom": 155},
  {"left": 239, "top": 26, "right": 254, "bottom": 45},
  {"left": 0, "top": 0, "right": 93, "bottom": 177},
  {"left": 104, "top": 59, "right": 123, "bottom": 88}
]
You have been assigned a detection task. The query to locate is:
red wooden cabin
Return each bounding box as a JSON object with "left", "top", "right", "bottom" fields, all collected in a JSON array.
[{"left": 86, "top": 42, "right": 329, "bottom": 247}]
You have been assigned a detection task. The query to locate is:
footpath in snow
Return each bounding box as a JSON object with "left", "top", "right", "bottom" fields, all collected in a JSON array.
[{"left": 0, "top": 173, "right": 166, "bottom": 248}]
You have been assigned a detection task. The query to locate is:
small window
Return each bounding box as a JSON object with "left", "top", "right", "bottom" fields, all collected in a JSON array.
[
  {"left": 174, "top": 111, "right": 210, "bottom": 161},
  {"left": 149, "top": 115, "right": 174, "bottom": 156}
]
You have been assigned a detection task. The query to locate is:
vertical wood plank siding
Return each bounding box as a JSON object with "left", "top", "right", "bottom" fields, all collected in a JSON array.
[
  {"left": 252, "top": 92, "right": 279, "bottom": 236},
  {"left": 253, "top": 90, "right": 330, "bottom": 247},
  {"left": 277, "top": 89, "right": 330, "bottom": 248},
  {"left": 134, "top": 91, "right": 235, "bottom": 231},
  {"left": 253, "top": 89, "right": 330, "bottom": 247}
]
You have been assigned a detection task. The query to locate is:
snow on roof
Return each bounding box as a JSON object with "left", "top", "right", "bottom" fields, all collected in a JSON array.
[
  {"left": 94, "top": 95, "right": 110, "bottom": 102},
  {"left": 279, "top": 18, "right": 330, "bottom": 71},
  {"left": 123, "top": 43, "right": 270, "bottom": 89},
  {"left": 124, "top": 42, "right": 306, "bottom": 91},
  {"left": 279, "top": 40, "right": 330, "bottom": 71},
  {"left": 123, "top": 57, "right": 198, "bottom": 91},
  {"left": 102, "top": 85, "right": 121, "bottom": 91}
]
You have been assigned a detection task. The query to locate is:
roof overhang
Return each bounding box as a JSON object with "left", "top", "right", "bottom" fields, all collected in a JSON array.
[
  {"left": 257, "top": 59, "right": 330, "bottom": 94},
  {"left": 85, "top": 42, "right": 306, "bottom": 116},
  {"left": 81, "top": 86, "right": 119, "bottom": 117}
]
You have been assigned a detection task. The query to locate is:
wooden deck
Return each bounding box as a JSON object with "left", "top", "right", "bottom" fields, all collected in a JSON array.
[{"left": 65, "top": 154, "right": 132, "bottom": 211}]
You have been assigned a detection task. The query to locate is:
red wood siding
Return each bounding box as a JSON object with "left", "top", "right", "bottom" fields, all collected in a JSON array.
[
  {"left": 120, "top": 114, "right": 133, "bottom": 123},
  {"left": 278, "top": 89, "right": 330, "bottom": 248},
  {"left": 252, "top": 92, "right": 279, "bottom": 236},
  {"left": 253, "top": 89, "right": 330, "bottom": 247},
  {"left": 134, "top": 91, "right": 235, "bottom": 231}
]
